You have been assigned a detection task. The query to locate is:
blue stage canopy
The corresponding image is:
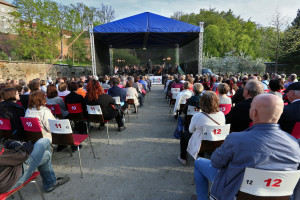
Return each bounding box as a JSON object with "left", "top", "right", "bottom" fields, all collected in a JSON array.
[{"left": 93, "top": 12, "right": 200, "bottom": 48}]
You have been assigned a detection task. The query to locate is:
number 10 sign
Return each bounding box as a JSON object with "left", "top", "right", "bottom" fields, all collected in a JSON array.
[{"left": 240, "top": 167, "right": 300, "bottom": 196}]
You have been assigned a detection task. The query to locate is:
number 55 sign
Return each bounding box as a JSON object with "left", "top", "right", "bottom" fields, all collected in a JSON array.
[{"left": 240, "top": 167, "right": 300, "bottom": 196}]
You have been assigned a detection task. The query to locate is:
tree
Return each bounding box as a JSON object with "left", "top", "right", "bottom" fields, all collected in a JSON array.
[
  {"left": 268, "top": 10, "right": 288, "bottom": 72},
  {"left": 281, "top": 9, "right": 300, "bottom": 65}
]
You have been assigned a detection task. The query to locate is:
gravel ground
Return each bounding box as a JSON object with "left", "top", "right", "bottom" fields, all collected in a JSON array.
[{"left": 13, "top": 85, "right": 195, "bottom": 200}]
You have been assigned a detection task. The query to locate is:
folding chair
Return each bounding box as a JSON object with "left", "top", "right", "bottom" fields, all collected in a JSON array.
[
  {"left": 169, "top": 91, "right": 179, "bottom": 117},
  {"left": 66, "top": 103, "right": 89, "bottom": 134},
  {"left": 0, "top": 172, "right": 45, "bottom": 200},
  {"left": 176, "top": 97, "right": 188, "bottom": 118},
  {"left": 219, "top": 104, "right": 232, "bottom": 115},
  {"left": 46, "top": 104, "right": 63, "bottom": 119},
  {"left": 126, "top": 93, "right": 138, "bottom": 121},
  {"left": 87, "top": 105, "right": 110, "bottom": 145},
  {"left": 48, "top": 119, "right": 95, "bottom": 178},
  {"left": 0, "top": 118, "right": 12, "bottom": 139},
  {"left": 20, "top": 117, "right": 43, "bottom": 142},
  {"left": 235, "top": 168, "right": 300, "bottom": 200},
  {"left": 184, "top": 105, "right": 201, "bottom": 131},
  {"left": 199, "top": 124, "right": 231, "bottom": 155},
  {"left": 291, "top": 122, "right": 300, "bottom": 139}
]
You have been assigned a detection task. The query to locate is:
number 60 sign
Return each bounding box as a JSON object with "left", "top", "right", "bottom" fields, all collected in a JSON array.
[{"left": 240, "top": 167, "right": 300, "bottom": 197}]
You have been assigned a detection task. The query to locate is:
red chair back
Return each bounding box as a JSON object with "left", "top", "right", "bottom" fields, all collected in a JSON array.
[
  {"left": 46, "top": 104, "right": 62, "bottom": 115},
  {"left": 0, "top": 118, "right": 12, "bottom": 139},
  {"left": 291, "top": 122, "right": 300, "bottom": 139},
  {"left": 20, "top": 117, "right": 43, "bottom": 142},
  {"left": 0, "top": 118, "right": 11, "bottom": 131},
  {"left": 67, "top": 103, "right": 83, "bottom": 114},
  {"left": 20, "top": 117, "right": 42, "bottom": 132},
  {"left": 219, "top": 104, "right": 232, "bottom": 115},
  {"left": 104, "top": 89, "right": 108, "bottom": 94},
  {"left": 16, "top": 101, "right": 23, "bottom": 107},
  {"left": 59, "top": 96, "right": 66, "bottom": 102}
]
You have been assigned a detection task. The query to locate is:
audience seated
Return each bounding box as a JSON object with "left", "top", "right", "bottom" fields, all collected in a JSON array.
[
  {"left": 65, "top": 82, "right": 87, "bottom": 118},
  {"left": 46, "top": 84, "right": 69, "bottom": 118},
  {"left": 108, "top": 77, "right": 128, "bottom": 110},
  {"left": 0, "top": 138, "right": 69, "bottom": 193},
  {"left": 20, "top": 79, "right": 40, "bottom": 109},
  {"left": 192, "top": 94, "right": 300, "bottom": 200},
  {"left": 226, "top": 80, "right": 264, "bottom": 132},
  {"left": 57, "top": 82, "right": 70, "bottom": 97},
  {"left": 0, "top": 88, "right": 25, "bottom": 141},
  {"left": 125, "top": 81, "right": 139, "bottom": 107},
  {"left": 76, "top": 81, "right": 87, "bottom": 98},
  {"left": 178, "top": 91, "right": 225, "bottom": 166},
  {"left": 217, "top": 83, "right": 232, "bottom": 105},
  {"left": 25, "top": 91, "right": 55, "bottom": 142},
  {"left": 173, "top": 81, "right": 193, "bottom": 116},
  {"left": 268, "top": 79, "right": 283, "bottom": 98},
  {"left": 182, "top": 83, "right": 204, "bottom": 131},
  {"left": 85, "top": 80, "right": 125, "bottom": 132},
  {"left": 279, "top": 82, "right": 300, "bottom": 133}
]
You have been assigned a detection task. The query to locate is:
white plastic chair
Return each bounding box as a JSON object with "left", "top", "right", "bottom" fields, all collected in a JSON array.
[
  {"left": 236, "top": 167, "right": 300, "bottom": 199},
  {"left": 86, "top": 105, "right": 110, "bottom": 145},
  {"left": 48, "top": 119, "right": 96, "bottom": 177}
]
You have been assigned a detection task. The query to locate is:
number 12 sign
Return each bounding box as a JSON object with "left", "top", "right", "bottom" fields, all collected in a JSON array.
[{"left": 240, "top": 167, "right": 300, "bottom": 197}]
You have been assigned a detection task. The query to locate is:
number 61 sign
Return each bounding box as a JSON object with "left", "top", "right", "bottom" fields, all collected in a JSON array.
[{"left": 240, "top": 167, "right": 300, "bottom": 196}]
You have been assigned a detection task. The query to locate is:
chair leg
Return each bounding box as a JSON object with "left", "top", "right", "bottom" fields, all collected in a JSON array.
[
  {"left": 69, "top": 146, "right": 73, "bottom": 157},
  {"left": 106, "top": 122, "right": 110, "bottom": 145},
  {"left": 78, "top": 146, "right": 83, "bottom": 178},
  {"left": 31, "top": 180, "right": 46, "bottom": 200},
  {"left": 17, "top": 190, "right": 25, "bottom": 200},
  {"left": 88, "top": 137, "right": 96, "bottom": 158},
  {"left": 127, "top": 109, "right": 129, "bottom": 122}
]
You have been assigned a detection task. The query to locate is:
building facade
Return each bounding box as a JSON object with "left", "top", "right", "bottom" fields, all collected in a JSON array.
[{"left": 0, "top": 0, "right": 16, "bottom": 34}]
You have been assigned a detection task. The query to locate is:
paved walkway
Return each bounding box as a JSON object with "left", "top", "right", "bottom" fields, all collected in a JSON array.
[{"left": 20, "top": 85, "right": 195, "bottom": 200}]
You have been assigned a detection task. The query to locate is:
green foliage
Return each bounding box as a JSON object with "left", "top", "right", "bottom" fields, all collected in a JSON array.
[
  {"left": 172, "top": 8, "right": 273, "bottom": 59},
  {"left": 203, "top": 53, "right": 266, "bottom": 74},
  {"left": 10, "top": 0, "right": 115, "bottom": 62},
  {"left": 0, "top": 51, "right": 9, "bottom": 60},
  {"left": 113, "top": 49, "right": 141, "bottom": 66}
]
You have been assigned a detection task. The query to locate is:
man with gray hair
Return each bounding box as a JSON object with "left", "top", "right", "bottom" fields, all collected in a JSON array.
[{"left": 226, "top": 80, "right": 264, "bottom": 132}]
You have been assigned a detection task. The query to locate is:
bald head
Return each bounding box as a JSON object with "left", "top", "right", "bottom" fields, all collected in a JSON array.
[{"left": 250, "top": 94, "right": 284, "bottom": 124}]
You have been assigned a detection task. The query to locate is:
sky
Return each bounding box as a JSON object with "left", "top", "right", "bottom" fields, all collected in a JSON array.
[{"left": 6, "top": 0, "right": 300, "bottom": 27}]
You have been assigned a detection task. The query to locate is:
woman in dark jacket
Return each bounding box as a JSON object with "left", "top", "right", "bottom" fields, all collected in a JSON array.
[
  {"left": 85, "top": 80, "right": 125, "bottom": 132},
  {"left": 0, "top": 88, "right": 25, "bottom": 141}
]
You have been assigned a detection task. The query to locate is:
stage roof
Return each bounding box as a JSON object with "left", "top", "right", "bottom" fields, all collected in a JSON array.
[{"left": 93, "top": 12, "right": 200, "bottom": 48}]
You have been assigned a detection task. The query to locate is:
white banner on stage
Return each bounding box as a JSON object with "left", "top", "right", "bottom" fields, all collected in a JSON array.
[{"left": 149, "top": 76, "right": 162, "bottom": 84}]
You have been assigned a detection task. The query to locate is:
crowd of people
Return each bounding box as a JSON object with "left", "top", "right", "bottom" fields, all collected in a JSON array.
[
  {"left": 115, "top": 64, "right": 178, "bottom": 76},
  {"left": 1, "top": 70, "right": 300, "bottom": 199},
  {"left": 0, "top": 74, "right": 152, "bottom": 195},
  {"left": 164, "top": 72, "right": 300, "bottom": 200}
]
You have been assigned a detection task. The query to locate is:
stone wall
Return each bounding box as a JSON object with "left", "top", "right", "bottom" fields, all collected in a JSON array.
[{"left": 0, "top": 61, "right": 92, "bottom": 82}]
